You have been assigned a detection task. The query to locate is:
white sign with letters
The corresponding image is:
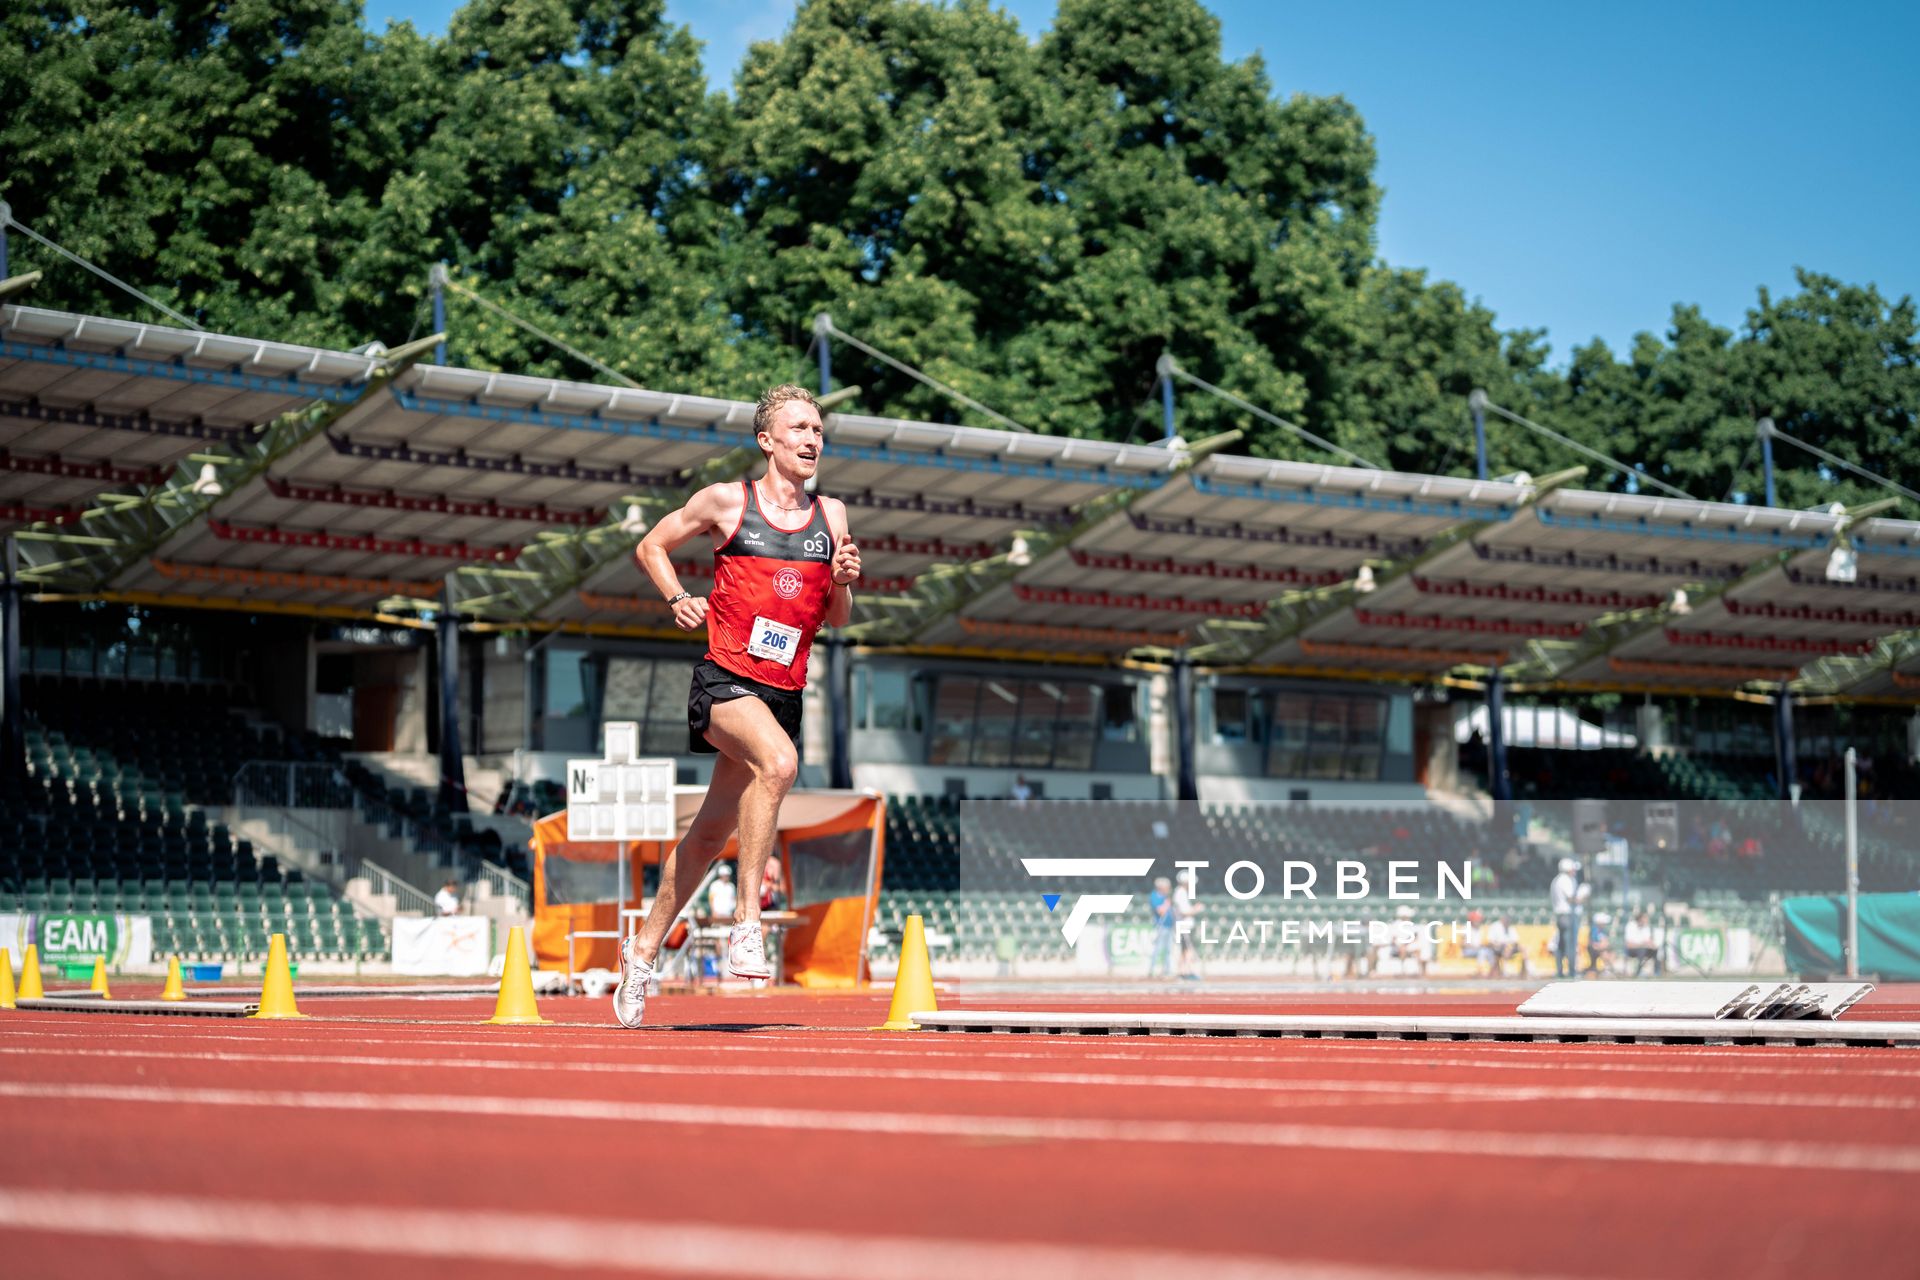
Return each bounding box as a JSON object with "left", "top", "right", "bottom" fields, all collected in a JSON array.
[{"left": 566, "top": 735, "right": 675, "bottom": 844}]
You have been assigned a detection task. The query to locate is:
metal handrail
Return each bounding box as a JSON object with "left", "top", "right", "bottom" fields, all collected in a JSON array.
[
  {"left": 356, "top": 859, "right": 435, "bottom": 917},
  {"left": 476, "top": 858, "right": 532, "bottom": 912}
]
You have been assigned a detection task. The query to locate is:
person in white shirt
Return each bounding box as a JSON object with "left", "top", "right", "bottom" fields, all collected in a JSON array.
[
  {"left": 1485, "top": 914, "right": 1524, "bottom": 978},
  {"left": 707, "top": 864, "right": 738, "bottom": 920},
  {"left": 1172, "top": 879, "right": 1202, "bottom": 979},
  {"left": 433, "top": 879, "right": 461, "bottom": 917},
  {"left": 1625, "top": 909, "right": 1659, "bottom": 976},
  {"left": 1549, "top": 859, "right": 1581, "bottom": 978}
]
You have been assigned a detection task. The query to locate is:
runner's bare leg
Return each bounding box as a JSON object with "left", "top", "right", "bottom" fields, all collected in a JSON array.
[
  {"left": 700, "top": 696, "right": 799, "bottom": 930},
  {"left": 631, "top": 753, "right": 749, "bottom": 965}
]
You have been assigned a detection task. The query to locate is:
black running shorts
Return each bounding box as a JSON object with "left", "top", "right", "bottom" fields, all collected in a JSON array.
[{"left": 687, "top": 657, "right": 803, "bottom": 755}]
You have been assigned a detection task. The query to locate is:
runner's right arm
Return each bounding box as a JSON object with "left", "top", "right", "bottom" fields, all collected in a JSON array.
[{"left": 637, "top": 484, "right": 741, "bottom": 631}]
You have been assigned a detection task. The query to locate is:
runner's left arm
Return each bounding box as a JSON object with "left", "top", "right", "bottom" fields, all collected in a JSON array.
[{"left": 824, "top": 497, "right": 859, "bottom": 628}]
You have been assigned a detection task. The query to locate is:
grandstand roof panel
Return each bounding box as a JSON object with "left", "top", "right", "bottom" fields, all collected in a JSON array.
[
  {"left": 1833, "top": 655, "right": 1920, "bottom": 699},
  {"left": 1, "top": 304, "right": 379, "bottom": 535},
  {"left": 1256, "top": 634, "right": 1497, "bottom": 675},
  {"left": 1011, "top": 548, "right": 1289, "bottom": 607}
]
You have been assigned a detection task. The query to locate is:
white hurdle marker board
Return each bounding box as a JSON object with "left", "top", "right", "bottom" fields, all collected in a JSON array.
[{"left": 1516, "top": 981, "right": 1876, "bottom": 1021}]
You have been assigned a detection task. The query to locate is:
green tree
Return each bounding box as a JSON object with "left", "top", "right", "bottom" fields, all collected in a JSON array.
[
  {"left": 1331, "top": 267, "right": 1557, "bottom": 477},
  {"left": 0, "top": 0, "right": 420, "bottom": 347},
  {"left": 721, "top": 0, "right": 1381, "bottom": 448}
]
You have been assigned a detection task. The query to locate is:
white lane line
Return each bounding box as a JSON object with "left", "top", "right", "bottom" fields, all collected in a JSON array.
[
  {"left": 0, "top": 1186, "right": 1548, "bottom": 1280},
  {"left": 2, "top": 1081, "right": 1918, "bottom": 1174},
  {"left": 2, "top": 1044, "right": 1913, "bottom": 1112},
  {"left": 5, "top": 1024, "right": 1918, "bottom": 1080}
]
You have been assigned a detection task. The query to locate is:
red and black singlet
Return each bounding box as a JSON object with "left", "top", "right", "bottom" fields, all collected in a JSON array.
[{"left": 706, "top": 480, "right": 835, "bottom": 690}]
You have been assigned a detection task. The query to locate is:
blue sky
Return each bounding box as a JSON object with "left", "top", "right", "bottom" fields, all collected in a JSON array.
[{"left": 362, "top": 0, "right": 1918, "bottom": 363}]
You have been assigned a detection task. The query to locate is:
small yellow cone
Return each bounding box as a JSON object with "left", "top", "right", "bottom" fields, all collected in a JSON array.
[
  {"left": 89, "top": 956, "right": 112, "bottom": 1000},
  {"left": 874, "top": 914, "right": 937, "bottom": 1030},
  {"left": 252, "top": 933, "right": 306, "bottom": 1019},
  {"left": 0, "top": 948, "right": 15, "bottom": 1009},
  {"left": 159, "top": 956, "right": 186, "bottom": 1002},
  {"left": 19, "top": 944, "right": 43, "bottom": 1001},
  {"left": 486, "top": 926, "right": 551, "bottom": 1025}
]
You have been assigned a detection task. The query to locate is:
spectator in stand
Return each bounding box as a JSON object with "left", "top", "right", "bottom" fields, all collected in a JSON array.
[
  {"left": 1173, "top": 875, "right": 1203, "bottom": 980},
  {"left": 434, "top": 878, "right": 461, "bottom": 917},
  {"left": 1391, "top": 904, "right": 1428, "bottom": 977},
  {"left": 1485, "top": 913, "right": 1525, "bottom": 978},
  {"left": 760, "top": 853, "right": 786, "bottom": 912},
  {"left": 1585, "top": 912, "right": 1615, "bottom": 976},
  {"left": 1550, "top": 858, "right": 1580, "bottom": 979},
  {"left": 1463, "top": 909, "right": 1486, "bottom": 970},
  {"left": 1334, "top": 917, "right": 1371, "bottom": 981},
  {"left": 1010, "top": 775, "right": 1033, "bottom": 808},
  {"left": 1625, "top": 909, "right": 1659, "bottom": 976},
  {"left": 1147, "top": 876, "right": 1175, "bottom": 978},
  {"left": 707, "top": 864, "right": 737, "bottom": 921}
]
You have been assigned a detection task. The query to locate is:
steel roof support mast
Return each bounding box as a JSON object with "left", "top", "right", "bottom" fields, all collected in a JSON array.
[
  {"left": 438, "top": 574, "right": 467, "bottom": 812},
  {"left": 1, "top": 535, "right": 20, "bottom": 786}
]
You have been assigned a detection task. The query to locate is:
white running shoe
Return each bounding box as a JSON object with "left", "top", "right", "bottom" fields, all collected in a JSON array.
[
  {"left": 727, "top": 922, "right": 772, "bottom": 980},
  {"left": 613, "top": 938, "right": 653, "bottom": 1028}
]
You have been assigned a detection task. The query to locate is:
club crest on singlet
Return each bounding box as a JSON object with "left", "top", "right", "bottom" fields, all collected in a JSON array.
[{"left": 772, "top": 566, "right": 804, "bottom": 600}]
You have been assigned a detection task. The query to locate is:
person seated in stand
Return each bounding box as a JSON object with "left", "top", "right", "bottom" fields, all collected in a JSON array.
[
  {"left": 707, "top": 863, "right": 737, "bottom": 921},
  {"left": 761, "top": 852, "right": 787, "bottom": 913},
  {"left": 434, "top": 878, "right": 461, "bottom": 917},
  {"left": 1484, "top": 913, "right": 1525, "bottom": 978},
  {"left": 1390, "top": 903, "right": 1428, "bottom": 977},
  {"left": 1625, "top": 909, "right": 1659, "bottom": 976},
  {"left": 1584, "top": 912, "right": 1615, "bottom": 976}
]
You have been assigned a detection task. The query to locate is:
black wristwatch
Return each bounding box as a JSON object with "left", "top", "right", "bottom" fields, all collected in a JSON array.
[{"left": 666, "top": 592, "right": 691, "bottom": 606}]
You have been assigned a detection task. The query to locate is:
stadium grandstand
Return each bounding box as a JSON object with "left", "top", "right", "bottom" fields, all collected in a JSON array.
[{"left": 2, "top": 291, "right": 1918, "bottom": 981}]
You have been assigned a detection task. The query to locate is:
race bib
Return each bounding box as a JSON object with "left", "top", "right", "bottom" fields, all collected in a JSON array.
[{"left": 747, "top": 616, "right": 801, "bottom": 666}]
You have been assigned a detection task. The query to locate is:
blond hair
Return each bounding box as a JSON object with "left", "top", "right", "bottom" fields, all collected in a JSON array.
[{"left": 753, "top": 384, "right": 820, "bottom": 456}]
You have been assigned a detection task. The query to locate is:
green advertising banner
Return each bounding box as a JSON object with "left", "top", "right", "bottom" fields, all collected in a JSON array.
[
  {"left": 1782, "top": 893, "right": 1920, "bottom": 981},
  {"left": 0, "top": 913, "right": 153, "bottom": 967},
  {"left": 39, "top": 913, "right": 121, "bottom": 962}
]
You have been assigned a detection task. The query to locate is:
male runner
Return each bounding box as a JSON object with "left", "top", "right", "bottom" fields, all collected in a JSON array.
[{"left": 614, "top": 384, "right": 860, "bottom": 1027}]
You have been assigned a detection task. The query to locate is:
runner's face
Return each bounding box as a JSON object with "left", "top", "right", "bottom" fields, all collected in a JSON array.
[{"left": 760, "top": 402, "right": 824, "bottom": 481}]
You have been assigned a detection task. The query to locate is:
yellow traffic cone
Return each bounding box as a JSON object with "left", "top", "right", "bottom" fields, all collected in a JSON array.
[
  {"left": 874, "top": 914, "right": 937, "bottom": 1030},
  {"left": 252, "top": 933, "right": 306, "bottom": 1020},
  {"left": 19, "top": 944, "right": 43, "bottom": 1001},
  {"left": 89, "top": 956, "right": 112, "bottom": 1000},
  {"left": 159, "top": 956, "right": 186, "bottom": 1002},
  {"left": 486, "top": 926, "right": 551, "bottom": 1025},
  {"left": 0, "top": 948, "right": 15, "bottom": 1010}
]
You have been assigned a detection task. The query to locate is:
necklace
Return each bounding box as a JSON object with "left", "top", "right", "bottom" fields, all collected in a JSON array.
[{"left": 756, "top": 480, "right": 810, "bottom": 512}]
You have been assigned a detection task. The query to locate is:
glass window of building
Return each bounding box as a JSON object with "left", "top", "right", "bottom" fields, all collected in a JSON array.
[
  {"left": 972, "top": 680, "right": 1020, "bottom": 767},
  {"left": 929, "top": 677, "right": 980, "bottom": 765},
  {"left": 1100, "top": 683, "right": 1139, "bottom": 742}
]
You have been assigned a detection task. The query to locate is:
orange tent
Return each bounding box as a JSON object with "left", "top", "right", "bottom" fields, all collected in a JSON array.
[{"left": 531, "top": 789, "right": 885, "bottom": 989}]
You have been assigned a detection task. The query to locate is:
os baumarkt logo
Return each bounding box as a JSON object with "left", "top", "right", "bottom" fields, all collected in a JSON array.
[{"left": 1020, "top": 857, "right": 1155, "bottom": 944}]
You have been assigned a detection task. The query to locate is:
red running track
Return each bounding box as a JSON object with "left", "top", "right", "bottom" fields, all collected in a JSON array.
[{"left": 2, "top": 983, "right": 1919, "bottom": 1279}]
